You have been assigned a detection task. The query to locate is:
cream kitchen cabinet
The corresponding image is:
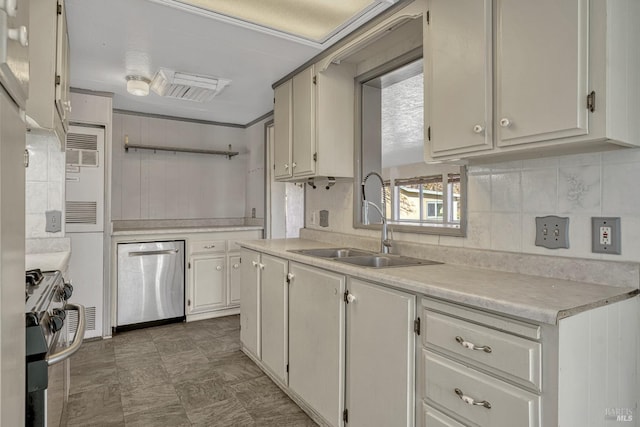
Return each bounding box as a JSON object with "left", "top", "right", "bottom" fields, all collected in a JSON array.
[
  {"left": 426, "top": 0, "right": 640, "bottom": 162},
  {"left": 288, "top": 262, "right": 346, "bottom": 427},
  {"left": 273, "top": 63, "right": 355, "bottom": 181},
  {"left": 27, "top": 0, "right": 71, "bottom": 145},
  {"left": 240, "top": 248, "right": 261, "bottom": 360},
  {"left": 188, "top": 253, "right": 226, "bottom": 314},
  {"left": 345, "top": 278, "right": 416, "bottom": 427},
  {"left": 227, "top": 254, "right": 241, "bottom": 306}
]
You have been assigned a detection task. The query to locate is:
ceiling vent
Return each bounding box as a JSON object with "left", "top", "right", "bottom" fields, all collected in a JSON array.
[{"left": 150, "top": 68, "right": 231, "bottom": 102}]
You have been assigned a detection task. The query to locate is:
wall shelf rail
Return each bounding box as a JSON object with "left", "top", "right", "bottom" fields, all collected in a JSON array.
[{"left": 124, "top": 135, "right": 239, "bottom": 159}]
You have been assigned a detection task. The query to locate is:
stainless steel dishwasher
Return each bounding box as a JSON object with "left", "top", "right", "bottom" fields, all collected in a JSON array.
[{"left": 117, "top": 240, "right": 185, "bottom": 329}]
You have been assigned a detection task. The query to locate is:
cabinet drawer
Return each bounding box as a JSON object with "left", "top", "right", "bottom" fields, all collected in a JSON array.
[
  {"left": 424, "top": 310, "right": 541, "bottom": 390},
  {"left": 190, "top": 240, "right": 226, "bottom": 254},
  {"left": 424, "top": 351, "right": 540, "bottom": 427},
  {"left": 423, "top": 403, "right": 465, "bottom": 427}
]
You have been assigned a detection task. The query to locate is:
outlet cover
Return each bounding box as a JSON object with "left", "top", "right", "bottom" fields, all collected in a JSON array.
[
  {"left": 319, "top": 210, "right": 329, "bottom": 228},
  {"left": 535, "top": 215, "right": 569, "bottom": 249},
  {"left": 591, "top": 217, "right": 621, "bottom": 254},
  {"left": 45, "top": 210, "right": 62, "bottom": 233}
]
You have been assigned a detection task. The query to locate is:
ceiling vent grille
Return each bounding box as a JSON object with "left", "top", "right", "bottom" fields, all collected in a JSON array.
[{"left": 150, "top": 68, "right": 231, "bottom": 103}]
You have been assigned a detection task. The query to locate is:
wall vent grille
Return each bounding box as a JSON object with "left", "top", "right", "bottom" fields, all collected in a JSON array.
[
  {"left": 65, "top": 201, "right": 97, "bottom": 224},
  {"left": 67, "top": 306, "right": 96, "bottom": 340},
  {"left": 67, "top": 133, "right": 98, "bottom": 151}
]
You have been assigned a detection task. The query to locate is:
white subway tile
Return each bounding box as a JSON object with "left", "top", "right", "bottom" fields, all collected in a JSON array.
[
  {"left": 558, "top": 165, "right": 601, "bottom": 213},
  {"left": 521, "top": 169, "right": 558, "bottom": 213},
  {"left": 491, "top": 172, "right": 521, "bottom": 213},
  {"left": 490, "top": 213, "right": 522, "bottom": 252}
]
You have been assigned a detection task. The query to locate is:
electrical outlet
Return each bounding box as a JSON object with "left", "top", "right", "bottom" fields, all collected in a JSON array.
[
  {"left": 45, "top": 210, "right": 62, "bottom": 233},
  {"left": 535, "top": 215, "right": 569, "bottom": 249},
  {"left": 592, "top": 217, "right": 621, "bottom": 254}
]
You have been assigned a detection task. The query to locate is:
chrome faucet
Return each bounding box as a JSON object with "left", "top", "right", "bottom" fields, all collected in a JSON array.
[{"left": 361, "top": 171, "right": 392, "bottom": 254}]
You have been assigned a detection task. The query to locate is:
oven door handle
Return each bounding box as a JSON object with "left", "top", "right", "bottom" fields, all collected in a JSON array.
[{"left": 46, "top": 303, "right": 86, "bottom": 366}]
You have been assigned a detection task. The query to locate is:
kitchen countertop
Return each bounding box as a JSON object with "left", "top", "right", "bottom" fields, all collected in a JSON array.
[
  {"left": 112, "top": 225, "right": 264, "bottom": 237},
  {"left": 26, "top": 251, "right": 71, "bottom": 272},
  {"left": 238, "top": 238, "right": 639, "bottom": 325}
]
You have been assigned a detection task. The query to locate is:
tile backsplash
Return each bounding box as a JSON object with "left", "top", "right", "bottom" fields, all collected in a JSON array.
[
  {"left": 306, "top": 148, "right": 640, "bottom": 263},
  {"left": 26, "top": 132, "right": 65, "bottom": 238}
]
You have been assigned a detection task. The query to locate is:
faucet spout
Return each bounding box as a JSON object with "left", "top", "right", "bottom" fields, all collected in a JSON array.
[{"left": 362, "top": 197, "right": 391, "bottom": 254}]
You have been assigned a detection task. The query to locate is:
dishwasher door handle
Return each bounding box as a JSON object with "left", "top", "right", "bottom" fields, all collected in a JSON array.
[{"left": 128, "top": 249, "right": 179, "bottom": 257}]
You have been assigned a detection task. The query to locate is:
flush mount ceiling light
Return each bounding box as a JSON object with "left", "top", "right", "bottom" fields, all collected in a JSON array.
[
  {"left": 126, "top": 75, "right": 151, "bottom": 96},
  {"left": 149, "top": 0, "right": 397, "bottom": 45},
  {"left": 150, "top": 68, "right": 231, "bottom": 103}
]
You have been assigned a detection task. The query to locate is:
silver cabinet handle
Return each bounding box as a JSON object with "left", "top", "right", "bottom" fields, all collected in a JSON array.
[
  {"left": 499, "top": 118, "right": 512, "bottom": 128},
  {"left": 284, "top": 163, "right": 289, "bottom": 170},
  {"left": 473, "top": 124, "right": 484, "bottom": 134},
  {"left": 287, "top": 273, "right": 295, "bottom": 281},
  {"left": 258, "top": 263, "right": 265, "bottom": 270},
  {"left": 128, "top": 249, "right": 179, "bottom": 257},
  {"left": 252, "top": 260, "right": 258, "bottom": 267},
  {"left": 216, "top": 265, "right": 222, "bottom": 271},
  {"left": 47, "top": 303, "right": 86, "bottom": 366},
  {"left": 292, "top": 162, "right": 297, "bottom": 168},
  {"left": 455, "top": 336, "right": 492, "bottom": 353},
  {"left": 455, "top": 388, "right": 491, "bottom": 409},
  {"left": 233, "top": 263, "right": 240, "bottom": 269},
  {"left": 203, "top": 244, "right": 216, "bottom": 249}
]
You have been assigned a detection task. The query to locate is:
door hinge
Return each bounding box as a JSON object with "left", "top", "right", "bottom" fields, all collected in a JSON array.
[
  {"left": 427, "top": 126, "right": 431, "bottom": 141},
  {"left": 286, "top": 364, "right": 289, "bottom": 373},
  {"left": 273, "top": 163, "right": 276, "bottom": 170},
  {"left": 286, "top": 276, "right": 291, "bottom": 285},
  {"left": 426, "top": 10, "right": 430, "bottom": 25},
  {"left": 57, "top": 3, "right": 62, "bottom": 14},
  {"left": 24, "top": 149, "right": 29, "bottom": 168},
  {"left": 344, "top": 290, "right": 350, "bottom": 303},
  {"left": 343, "top": 409, "right": 348, "bottom": 423},
  {"left": 188, "top": 262, "right": 191, "bottom": 269},
  {"left": 313, "top": 75, "right": 317, "bottom": 85},
  {"left": 187, "top": 299, "right": 191, "bottom": 306},
  {"left": 587, "top": 91, "right": 596, "bottom": 113},
  {"left": 273, "top": 97, "right": 275, "bottom": 104},
  {"left": 313, "top": 152, "right": 317, "bottom": 162},
  {"left": 55, "top": 75, "right": 61, "bottom": 86},
  {"left": 414, "top": 317, "right": 421, "bottom": 335}
]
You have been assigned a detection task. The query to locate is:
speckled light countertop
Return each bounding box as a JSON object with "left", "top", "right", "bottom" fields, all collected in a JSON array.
[
  {"left": 239, "top": 238, "right": 639, "bottom": 325},
  {"left": 112, "top": 225, "right": 264, "bottom": 237},
  {"left": 26, "top": 251, "right": 71, "bottom": 272}
]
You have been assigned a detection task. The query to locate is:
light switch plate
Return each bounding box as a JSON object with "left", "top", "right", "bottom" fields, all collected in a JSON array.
[
  {"left": 45, "top": 210, "right": 62, "bottom": 233},
  {"left": 535, "top": 215, "right": 569, "bottom": 249},
  {"left": 591, "top": 217, "right": 621, "bottom": 254}
]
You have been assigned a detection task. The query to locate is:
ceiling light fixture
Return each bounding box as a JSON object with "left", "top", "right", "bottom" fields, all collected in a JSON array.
[{"left": 126, "top": 75, "right": 151, "bottom": 96}]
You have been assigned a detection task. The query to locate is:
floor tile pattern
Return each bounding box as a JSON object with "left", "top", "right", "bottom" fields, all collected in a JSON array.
[{"left": 62, "top": 315, "right": 316, "bottom": 426}]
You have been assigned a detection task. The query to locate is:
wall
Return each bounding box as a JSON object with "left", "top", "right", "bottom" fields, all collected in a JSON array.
[
  {"left": 306, "top": 148, "right": 640, "bottom": 263},
  {"left": 25, "top": 132, "right": 66, "bottom": 239},
  {"left": 112, "top": 112, "right": 249, "bottom": 220}
]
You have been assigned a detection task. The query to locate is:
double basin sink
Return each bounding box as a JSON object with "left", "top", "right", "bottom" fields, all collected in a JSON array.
[{"left": 289, "top": 247, "right": 442, "bottom": 269}]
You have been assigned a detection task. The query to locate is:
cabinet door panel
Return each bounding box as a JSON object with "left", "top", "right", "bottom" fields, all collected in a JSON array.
[
  {"left": 274, "top": 81, "right": 293, "bottom": 179},
  {"left": 240, "top": 249, "right": 260, "bottom": 359},
  {"left": 228, "top": 255, "right": 241, "bottom": 305},
  {"left": 496, "top": 0, "right": 588, "bottom": 146},
  {"left": 190, "top": 255, "right": 225, "bottom": 313},
  {"left": 288, "top": 262, "right": 344, "bottom": 427},
  {"left": 346, "top": 279, "right": 415, "bottom": 427},
  {"left": 260, "top": 254, "right": 288, "bottom": 384},
  {"left": 428, "top": 0, "right": 492, "bottom": 156},
  {"left": 292, "top": 66, "right": 316, "bottom": 177}
]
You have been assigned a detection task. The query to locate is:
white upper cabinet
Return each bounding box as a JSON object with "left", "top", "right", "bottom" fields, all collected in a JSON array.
[
  {"left": 426, "top": 0, "right": 640, "bottom": 162},
  {"left": 273, "top": 63, "right": 355, "bottom": 181}
]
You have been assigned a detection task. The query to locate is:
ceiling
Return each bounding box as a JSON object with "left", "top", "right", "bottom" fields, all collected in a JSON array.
[{"left": 66, "top": 0, "right": 397, "bottom": 125}]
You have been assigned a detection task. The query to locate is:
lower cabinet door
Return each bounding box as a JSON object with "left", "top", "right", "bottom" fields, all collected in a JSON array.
[
  {"left": 189, "top": 254, "right": 226, "bottom": 313},
  {"left": 260, "top": 254, "right": 288, "bottom": 384},
  {"left": 345, "top": 278, "right": 415, "bottom": 427},
  {"left": 228, "top": 254, "right": 241, "bottom": 306},
  {"left": 423, "top": 403, "right": 465, "bottom": 427},
  {"left": 240, "top": 249, "right": 261, "bottom": 359},
  {"left": 288, "top": 262, "right": 345, "bottom": 427}
]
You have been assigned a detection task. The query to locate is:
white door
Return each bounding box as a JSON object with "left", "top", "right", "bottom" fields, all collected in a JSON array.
[
  {"left": 292, "top": 66, "right": 316, "bottom": 178},
  {"left": 260, "top": 254, "right": 288, "bottom": 384},
  {"left": 496, "top": 0, "right": 589, "bottom": 146},
  {"left": 190, "top": 255, "right": 226, "bottom": 314},
  {"left": 345, "top": 279, "right": 415, "bottom": 427},
  {"left": 274, "top": 81, "right": 293, "bottom": 179},
  {"left": 289, "top": 262, "right": 345, "bottom": 427},
  {"left": 427, "top": 0, "right": 493, "bottom": 156},
  {"left": 240, "top": 249, "right": 261, "bottom": 359},
  {"left": 228, "top": 255, "right": 241, "bottom": 306}
]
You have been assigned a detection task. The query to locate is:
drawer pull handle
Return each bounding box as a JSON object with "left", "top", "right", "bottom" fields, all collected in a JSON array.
[
  {"left": 454, "top": 388, "right": 491, "bottom": 409},
  {"left": 203, "top": 244, "right": 216, "bottom": 249},
  {"left": 455, "top": 336, "right": 492, "bottom": 353}
]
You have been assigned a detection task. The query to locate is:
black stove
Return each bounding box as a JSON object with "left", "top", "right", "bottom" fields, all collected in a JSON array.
[{"left": 25, "top": 269, "right": 73, "bottom": 427}]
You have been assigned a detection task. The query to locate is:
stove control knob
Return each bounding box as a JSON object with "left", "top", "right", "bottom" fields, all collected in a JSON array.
[
  {"left": 60, "top": 283, "right": 73, "bottom": 301},
  {"left": 50, "top": 315, "right": 64, "bottom": 333},
  {"left": 52, "top": 308, "right": 66, "bottom": 320}
]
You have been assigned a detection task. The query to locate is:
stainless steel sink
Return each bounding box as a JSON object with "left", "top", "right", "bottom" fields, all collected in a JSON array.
[
  {"left": 289, "top": 248, "right": 373, "bottom": 258},
  {"left": 334, "top": 254, "right": 442, "bottom": 268}
]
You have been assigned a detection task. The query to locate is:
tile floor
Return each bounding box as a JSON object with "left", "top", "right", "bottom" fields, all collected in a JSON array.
[{"left": 62, "top": 315, "right": 317, "bottom": 426}]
